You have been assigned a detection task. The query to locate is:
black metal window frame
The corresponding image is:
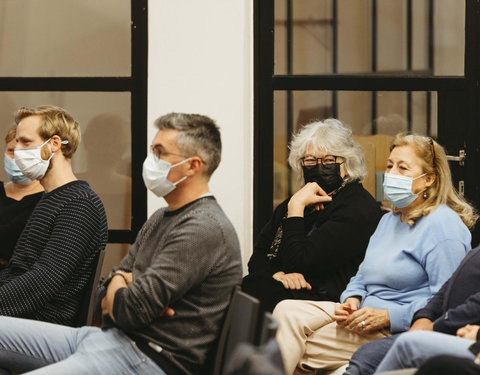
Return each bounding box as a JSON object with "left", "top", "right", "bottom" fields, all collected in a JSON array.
[
  {"left": 254, "top": 0, "right": 480, "bottom": 240},
  {"left": 0, "top": 0, "right": 148, "bottom": 244}
]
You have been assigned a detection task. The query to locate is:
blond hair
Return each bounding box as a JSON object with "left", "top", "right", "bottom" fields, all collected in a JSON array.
[
  {"left": 390, "top": 133, "right": 477, "bottom": 228},
  {"left": 4, "top": 124, "right": 17, "bottom": 144},
  {"left": 14, "top": 105, "right": 80, "bottom": 159}
]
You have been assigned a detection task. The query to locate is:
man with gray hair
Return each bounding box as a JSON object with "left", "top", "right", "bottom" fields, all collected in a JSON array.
[{"left": 0, "top": 113, "right": 242, "bottom": 375}]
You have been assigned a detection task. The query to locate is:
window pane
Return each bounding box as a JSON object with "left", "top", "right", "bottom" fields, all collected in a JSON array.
[
  {"left": 0, "top": 0, "right": 131, "bottom": 77},
  {"left": 273, "top": 90, "right": 437, "bottom": 205},
  {"left": 0, "top": 91, "right": 132, "bottom": 230},
  {"left": 274, "top": 0, "right": 464, "bottom": 76}
]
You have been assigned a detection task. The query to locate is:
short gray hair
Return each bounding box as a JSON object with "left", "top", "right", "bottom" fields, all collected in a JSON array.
[
  {"left": 154, "top": 112, "right": 221, "bottom": 178},
  {"left": 288, "top": 118, "right": 367, "bottom": 185}
]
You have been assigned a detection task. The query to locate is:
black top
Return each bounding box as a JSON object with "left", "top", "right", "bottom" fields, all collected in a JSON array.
[
  {"left": 0, "top": 180, "right": 108, "bottom": 325},
  {"left": 0, "top": 182, "right": 43, "bottom": 262},
  {"left": 413, "top": 245, "right": 480, "bottom": 338},
  {"left": 243, "top": 182, "right": 382, "bottom": 309}
]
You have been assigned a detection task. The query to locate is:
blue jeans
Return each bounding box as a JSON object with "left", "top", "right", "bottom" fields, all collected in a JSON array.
[
  {"left": 344, "top": 335, "right": 399, "bottom": 375},
  {"left": 374, "top": 331, "right": 476, "bottom": 373},
  {"left": 0, "top": 316, "right": 166, "bottom": 375}
]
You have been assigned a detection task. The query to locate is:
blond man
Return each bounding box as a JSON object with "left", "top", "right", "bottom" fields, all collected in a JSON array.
[{"left": 0, "top": 105, "right": 107, "bottom": 325}]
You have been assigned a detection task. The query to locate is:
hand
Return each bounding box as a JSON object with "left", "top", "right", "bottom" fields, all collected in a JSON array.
[
  {"left": 102, "top": 272, "right": 132, "bottom": 319},
  {"left": 345, "top": 307, "right": 390, "bottom": 334},
  {"left": 101, "top": 296, "right": 108, "bottom": 315},
  {"left": 457, "top": 324, "right": 480, "bottom": 340},
  {"left": 409, "top": 318, "right": 434, "bottom": 332},
  {"left": 114, "top": 271, "right": 133, "bottom": 284},
  {"left": 159, "top": 307, "right": 175, "bottom": 318},
  {"left": 273, "top": 272, "right": 312, "bottom": 290},
  {"left": 288, "top": 182, "right": 332, "bottom": 217},
  {"left": 333, "top": 297, "right": 361, "bottom": 326}
]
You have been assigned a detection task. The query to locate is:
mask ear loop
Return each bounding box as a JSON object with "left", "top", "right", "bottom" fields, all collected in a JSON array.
[
  {"left": 45, "top": 138, "right": 69, "bottom": 161},
  {"left": 170, "top": 157, "right": 192, "bottom": 185}
]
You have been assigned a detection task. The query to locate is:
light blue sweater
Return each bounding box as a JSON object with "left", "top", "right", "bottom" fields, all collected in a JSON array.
[{"left": 340, "top": 204, "right": 471, "bottom": 333}]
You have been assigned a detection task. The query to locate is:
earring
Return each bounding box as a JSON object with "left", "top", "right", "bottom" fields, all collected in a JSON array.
[{"left": 423, "top": 191, "right": 428, "bottom": 199}]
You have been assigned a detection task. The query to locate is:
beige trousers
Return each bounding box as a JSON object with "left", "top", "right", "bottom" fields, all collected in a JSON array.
[{"left": 273, "top": 300, "right": 390, "bottom": 375}]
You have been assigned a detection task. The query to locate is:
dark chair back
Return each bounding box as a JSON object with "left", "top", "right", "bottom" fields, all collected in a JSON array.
[
  {"left": 258, "top": 312, "right": 278, "bottom": 345},
  {"left": 212, "top": 288, "right": 260, "bottom": 375},
  {"left": 74, "top": 249, "right": 106, "bottom": 327}
]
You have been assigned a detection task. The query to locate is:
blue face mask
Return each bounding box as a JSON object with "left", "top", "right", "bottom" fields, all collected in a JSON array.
[
  {"left": 383, "top": 172, "right": 426, "bottom": 208},
  {"left": 4, "top": 155, "right": 33, "bottom": 185}
]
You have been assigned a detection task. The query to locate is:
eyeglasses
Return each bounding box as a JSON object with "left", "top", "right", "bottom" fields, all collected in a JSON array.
[
  {"left": 300, "top": 154, "right": 343, "bottom": 167},
  {"left": 427, "top": 137, "right": 436, "bottom": 170},
  {"left": 150, "top": 145, "right": 186, "bottom": 160}
]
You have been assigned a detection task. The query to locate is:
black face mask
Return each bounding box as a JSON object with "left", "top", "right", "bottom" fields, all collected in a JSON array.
[{"left": 302, "top": 163, "right": 344, "bottom": 194}]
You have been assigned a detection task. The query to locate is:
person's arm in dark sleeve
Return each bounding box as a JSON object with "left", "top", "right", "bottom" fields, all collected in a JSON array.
[
  {"left": 433, "top": 291, "right": 480, "bottom": 334},
  {"left": 105, "top": 215, "right": 228, "bottom": 330},
  {"left": 0, "top": 203, "right": 39, "bottom": 261},
  {"left": 411, "top": 276, "right": 449, "bottom": 324},
  {"left": 279, "top": 206, "right": 374, "bottom": 274},
  {"left": 0, "top": 198, "right": 103, "bottom": 317},
  {"left": 93, "top": 221, "right": 147, "bottom": 318},
  {"left": 247, "top": 200, "right": 288, "bottom": 275}
]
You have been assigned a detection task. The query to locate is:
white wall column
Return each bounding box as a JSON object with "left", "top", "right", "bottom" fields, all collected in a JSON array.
[{"left": 148, "top": 0, "right": 254, "bottom": 272}]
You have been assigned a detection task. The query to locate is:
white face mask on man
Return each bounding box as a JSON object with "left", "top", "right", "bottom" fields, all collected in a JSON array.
[
  {"left": 142, "top": 153, "right": 191, "bottom": 197},
  {"left": 14, "top": 138, "right": 69, "bottom": 181}
]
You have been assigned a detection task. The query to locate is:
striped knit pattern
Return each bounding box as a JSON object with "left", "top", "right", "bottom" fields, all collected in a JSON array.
[{"left": 0, "top": 180, "right": 108, "bottom": 325}]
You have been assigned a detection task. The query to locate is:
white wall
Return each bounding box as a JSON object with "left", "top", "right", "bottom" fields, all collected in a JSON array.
[{"left": 148, "top": 0, "right": 254, "bottom": 272}]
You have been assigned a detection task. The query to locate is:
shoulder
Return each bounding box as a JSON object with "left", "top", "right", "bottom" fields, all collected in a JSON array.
[
  {"left": 181, "top": 198, "right": 239, "bottom": 247},
  {"left": 51, "top": 181, "right": 106, "bottom": 219},
  {"left": 331, "top": 182, "right": 382, "bottom": 220},
  {"left": 373, "top": 210, "right": 397, "bottom": 230},
  {"left": 416, "top": 205, "right": 471, "bottom": 248},
  {"left": 423, "top": 204, "right": 466, "bottom": 230},
  {"left": 183, "top": 197, "right": 237, "bottom": 235}
]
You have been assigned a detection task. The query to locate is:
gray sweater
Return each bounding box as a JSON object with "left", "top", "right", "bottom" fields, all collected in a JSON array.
[{"left": 97, "top": 196, "right": 242, "bottom": 374}]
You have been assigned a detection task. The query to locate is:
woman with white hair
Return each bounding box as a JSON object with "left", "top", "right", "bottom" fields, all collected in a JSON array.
[
  {"left": 242, "top": 118, "right": 382, "bottom": 312},
  {"left": 273, "top": 133, "right": 477, "bottom": 375}
]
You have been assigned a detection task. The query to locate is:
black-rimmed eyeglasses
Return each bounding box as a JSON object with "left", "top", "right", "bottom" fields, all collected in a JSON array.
[{"left": 300, "top": 155, "right": 343, "bottom": 167}]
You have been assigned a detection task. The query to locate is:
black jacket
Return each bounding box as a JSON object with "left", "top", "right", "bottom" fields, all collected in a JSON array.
[
  {"left": 243, "top": 182, "right": 382, "bottom": 306},
  {"left": 413, "top": 245, "right": 480, "bottom": 338}
]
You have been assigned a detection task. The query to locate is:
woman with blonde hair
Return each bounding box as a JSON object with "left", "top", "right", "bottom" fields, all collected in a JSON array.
[
  {"left": 385, "top": 134, "right": 476, "bottom": 228},
  {"left": 273, "top": 133, "right": 476, "bottom": 375}
]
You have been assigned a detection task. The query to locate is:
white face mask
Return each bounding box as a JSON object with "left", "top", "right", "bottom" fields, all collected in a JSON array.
[
  {"left": 142, "top": 153, "right": 190, "bottom": 197},
  {"left": 14, "top": 138, "right": 68, "bottom": 181}
]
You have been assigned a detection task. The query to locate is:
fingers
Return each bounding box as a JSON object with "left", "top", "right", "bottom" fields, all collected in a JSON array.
[
  {"left": 346, "top": 298, "right": 360, "bottom": 311},
  {"left": 346, "top": 309, "right": 369, "bottom": 330},
  {"left": 333, "top": 303, "right": 351, "bottom": 323},
  {"left": 280, "top": 278, "right": 289, "bottom": 289},
  {"left": 279, "top": 273, "right": 311, "bottom": 290},
  {"left": 457, "top": 327, "right": 467, "bottom": 337},
  {"left": 165, "top": 307, "right": 175, "bottom": 317},
  {"left": 287, "top": 277, "right": 299, "bottom": 290}
]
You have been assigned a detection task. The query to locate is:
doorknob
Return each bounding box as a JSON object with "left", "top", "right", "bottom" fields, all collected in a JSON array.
[{"left": 446, "top": 149, "right": 466, "bottom": 166}]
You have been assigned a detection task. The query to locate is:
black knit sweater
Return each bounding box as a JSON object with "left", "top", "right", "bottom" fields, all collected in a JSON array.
[
  {"left": 0, "top": 182, "right": 43, "bottom": 262},
  {"left": 243, "top": 182, "right": 382, "bottom": 311},
  {"left": 0, "top": 180, "right": 107, "bottom": 325}
]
